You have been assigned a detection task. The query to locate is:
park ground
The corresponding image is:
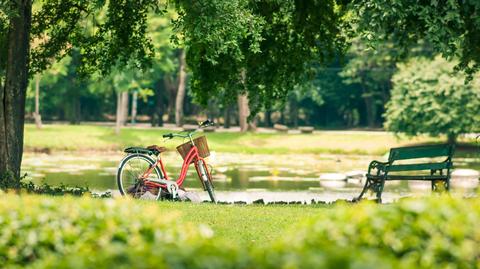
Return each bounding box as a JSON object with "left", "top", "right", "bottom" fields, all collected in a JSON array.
[
  {"left": 142, "top": 201, "right": 329, "bottom": 246},
  {"left": 23, "top": 123, "right": 479, "bottom": 156},
  {"left": 21, "top": 123, "right": 480, "bottom": 247}
]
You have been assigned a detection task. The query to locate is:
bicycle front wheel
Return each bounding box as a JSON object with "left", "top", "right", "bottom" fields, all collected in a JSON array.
[
  {"left": 117, "top": 154, "right": 163, "bottom": 200},
  {"left": 204, "top": 179, "right": 217, "bottom": 204},
  {"left": 198, "top": 162, "right": 217, "bottom": 203}
]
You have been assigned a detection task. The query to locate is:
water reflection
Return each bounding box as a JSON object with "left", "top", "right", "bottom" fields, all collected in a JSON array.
[{"left": 21, "top": 152, "right": 480, "bottom": 202}]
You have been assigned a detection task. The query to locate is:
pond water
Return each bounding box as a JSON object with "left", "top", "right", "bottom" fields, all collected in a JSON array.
[{"left": 21, "top": 152, "right": 480, "bottom": 203}]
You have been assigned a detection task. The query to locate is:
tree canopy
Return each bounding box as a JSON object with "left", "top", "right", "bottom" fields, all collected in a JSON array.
[
  {"left": 174, "top": 0, "right": 349, "bottom": 114},
  {"left": 353, "top": 0, "right": 480, "bottom": 78},
  {"left": 1, "top": 0, "right": 165, "bottom": 179},
  {"left": 29, "top": 0, "right": 164, "bottom": 75}
]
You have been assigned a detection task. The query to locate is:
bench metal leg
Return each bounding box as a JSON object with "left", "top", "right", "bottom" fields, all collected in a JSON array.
[
  {"left": 355, "top": 178, "right": 384, "bottom": 203},
  {"left": 375, "top": 180, "right": 385, "bottom": 203},
  {"left": 355, "top": 178, "right": 372, "bottom": 201},
  {"left": 432, "top": 179, "right": 449, "bottom": 192},
  {"left": 431, "top": 169, "right": 449, "bottom": 193}
]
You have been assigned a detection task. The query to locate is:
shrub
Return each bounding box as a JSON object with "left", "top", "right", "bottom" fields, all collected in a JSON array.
[
  {"left": 385, "top": 56, "right": 480, "bottom": 142},
  {"left": 271, "top": 196, "right": 480, "bottom": 268},
  {"left": 1, "top": 194, "right": 479, "bottom": 268},
  {"left": 0, "top": 195, "right": 245, "bottom": 269},
  {"left": 19, "top": 181, "right": 90, "bottom": 196}
]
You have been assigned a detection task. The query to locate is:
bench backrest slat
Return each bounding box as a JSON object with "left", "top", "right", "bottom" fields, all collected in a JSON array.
[
  {"left": 387, "top": 162, "right": 450, "bottom": 172},
  {"left": 388, "top": 144, "right": 454, "bottom": 162}
]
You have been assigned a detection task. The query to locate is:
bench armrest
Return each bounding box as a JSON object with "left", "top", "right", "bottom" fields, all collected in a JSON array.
[{"left": 367, "top": 160, "right": 389, "bottom": 176}]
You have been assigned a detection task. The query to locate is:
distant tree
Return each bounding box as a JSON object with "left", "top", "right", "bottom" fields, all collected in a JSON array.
[
  {"left": 145, "top": 11, "right": 179, "bottom": 126},
  {"left": 385, "top": 56, "right": 480, "bottom": 143},
  {"left": 340, "top": 39, "right": 399, "bottom": 127},
  {"left": 107, "top": 68, "right": 152, "bottom": 134},
  {"left": 285, "top": 79, "right": 325, "bottom": 128}
]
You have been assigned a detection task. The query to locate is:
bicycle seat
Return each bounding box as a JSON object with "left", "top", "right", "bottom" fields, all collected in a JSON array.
[
  {"left": 147, "top": 145, "right": 167, "bottom": 154},
  {"left": 124, "top": 145, "right": 167, "bottom": 155}
]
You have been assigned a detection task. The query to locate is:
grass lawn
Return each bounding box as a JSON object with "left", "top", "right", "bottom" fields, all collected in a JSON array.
[
  {"left": 3, "top": 193, "right": 327, "bottom": 247},
  {"left": 23, "top": 123, "right": 472, "bottom": 155},
  {"left": 153, "top": 201, "right": 328, "bottom": 246}
]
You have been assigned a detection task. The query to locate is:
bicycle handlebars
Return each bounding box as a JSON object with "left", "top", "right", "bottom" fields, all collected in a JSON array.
[
  {"left": 163, "top": 119, "right": 214, "bottom": 140},
  {"left": 162, "top": 133, "right": 174, "bottom": 139}
]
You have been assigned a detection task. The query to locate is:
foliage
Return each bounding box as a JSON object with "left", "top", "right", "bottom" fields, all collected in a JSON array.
[
  {"left": 1, "top": 194, "right": 480, "bottom": 268},
  {"left": 274, "top": 195, "right": 480, "bottom": 268},
  {"left": 0, "top": 1, "right": 10, "bottom": 75},
  {"left": 0, "top": 171, "right": 89, "bottom": 195},
  {"left": 174, "top": 0, "right": 349, "bottom": 115},
  {"left": 341, "top": 39, "right": 398, "bottom": 89},
  {"left": 340, "top": 39, "right": 400, "bottom": 126},
  {"left": 0, "top": 194, "right": 234, "bottom": 268},
  {"left": 385, "top": 56, "right": 480, "bottom": 140},
  {"left": 25, "top": 7, "right": 180, "bottom": 123},
  {"left": 353, "top": 0, "right": 480, "bottom": 78},
  {"left": 19, "top": 181, "right": 89, "bottom": 196},
  {"left": 29, "top": 0, "right": 165, "bottom": 75}
]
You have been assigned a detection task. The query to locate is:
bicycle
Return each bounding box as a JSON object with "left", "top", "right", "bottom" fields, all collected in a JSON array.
[{"left": 116, "top": 120, "right": 217, "bottom": 203}]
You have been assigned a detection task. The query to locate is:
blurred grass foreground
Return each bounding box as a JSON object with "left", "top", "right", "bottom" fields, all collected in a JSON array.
[{"left": 1, "top": 194, "right": 479, "bottom": 268}]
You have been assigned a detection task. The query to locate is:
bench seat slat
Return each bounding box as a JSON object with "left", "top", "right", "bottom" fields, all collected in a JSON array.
[
  {"left": 386, "top": 162, "right": 450, "bottom": 172},
  {"left": 367, "top": 174, "right": 448, "bottom": 180}
]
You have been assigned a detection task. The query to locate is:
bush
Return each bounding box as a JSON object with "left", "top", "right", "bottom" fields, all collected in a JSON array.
[
  {"left": 271, "top": 196, "right": 480, "bottom": 268},
  {"left": 0, "top": 195, "right": 246, "bottom": 269},
  {"left": 1, "top": 195, "right": 479, "bottom": 268},
  {"left": 385, "top": 56, "right": 480, "bottom": 141}
]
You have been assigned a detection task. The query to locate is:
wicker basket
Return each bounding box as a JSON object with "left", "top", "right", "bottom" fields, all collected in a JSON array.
[{"left": 176, "top": 136, "right": 210, "bottom": 160}]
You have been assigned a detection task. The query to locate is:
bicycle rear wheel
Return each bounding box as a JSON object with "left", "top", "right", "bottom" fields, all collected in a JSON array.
[{"left": 117, "top": 154, "right": 163, "bottom": 200}]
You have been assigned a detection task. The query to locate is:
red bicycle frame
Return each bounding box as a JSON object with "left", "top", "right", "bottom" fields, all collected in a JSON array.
[{"left": 141, "top": 145, "right": 212, "bottom": 190}]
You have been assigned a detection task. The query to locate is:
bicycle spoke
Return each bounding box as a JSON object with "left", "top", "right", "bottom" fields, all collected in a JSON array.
[{"left": 118, "top": 155, "right": 161, "bottom": 199}]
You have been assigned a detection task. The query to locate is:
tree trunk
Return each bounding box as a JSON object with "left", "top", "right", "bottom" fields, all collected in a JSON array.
[
  {"left": 115, "top": 91, "right": 129, "bottom": 134},
  {"left": 447, "top": 134, "right": 457, "bottom": 145},
  {"left": 264, "top": 109, "right": 272, "bottom": 127},
  {"left": 237, "top": 94, "right": 250, "bottom": 132},
  {"left": 164, "top": 75, "right": 176, "bottom": 123},
  {"left": 34, "top": 74, "right": 42, "bottom": 128},
  {"left": 152, "top": 79, "right": 164, "bottom": 127},
  {"left": 0, "top": 0, "right": 32, "bottom": 181},
  {"left": 237, "top": 70, "right": 256, "bottom": 132},
  {"left": 280, "top": 110, "right": 286, "bottom": 125},
  {"left": 67, "top": 93, "right": 81, "bottom": 124},
  {"left": 121, "top": 91, "right": 129, "bottom": 125},
  {"left": 115, "top": 92, "right": 122, "bottom": 135},
  {"left": 207, "top": 100, "right": 218, "bottom": 122},
  {"left": 289, "top": 98, "right": 298, "bottom": 128},
  {"left": 175, "top": 49, "right": 187, "bottom": 127},
  {"left": 223, "top": 105, "right": 231, "bottom": 129},
  {"left": 363, "top": 94, "right": 377, "bottom": 128},
  {"left": 131, "top": 91, "right": 138, "bottom": 125}
]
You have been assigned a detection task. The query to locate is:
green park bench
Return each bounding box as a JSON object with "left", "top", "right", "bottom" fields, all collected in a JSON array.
[{"left": 356, "top": 144, "right": 454, "bottom": 203}]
